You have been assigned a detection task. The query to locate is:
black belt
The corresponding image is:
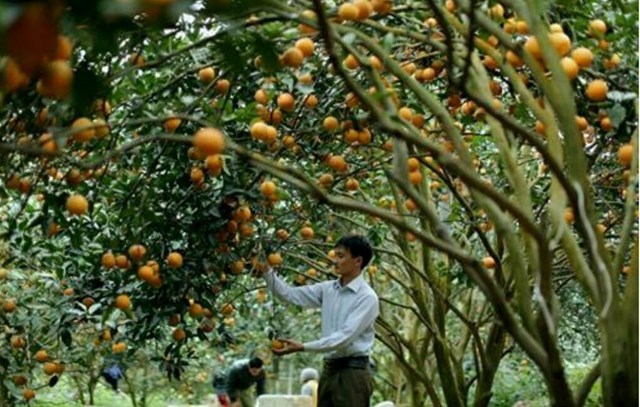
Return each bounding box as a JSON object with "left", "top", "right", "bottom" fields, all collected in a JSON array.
[{"left": 323, "top": 356, "right": 369, "bottom": 370}]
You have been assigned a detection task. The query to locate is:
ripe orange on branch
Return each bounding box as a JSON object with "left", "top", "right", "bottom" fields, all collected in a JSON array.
[
  {"left": 167, "top": 252, "right": 183, "bottom": 268},
  {"left": 173, "top": 328, "right": 186, "bottom": 342},
  {"left": 549, "top": 32, "right": 572, "bottom": 56},
  {"left": 300, "top": 226, "right": 315, "bottom": 239},
  {"left": 277, "top": 93, "right": 296, "bottom": 112},
  {"left": 571, "top": 47, "right": 594, "bottom": 68},
  {"left": 482, "top": 257, "right": 497, "bottom": 269},
  {"left": 13, "top": 375, "right": 27, "bottom": 386},
  {"left": 295, "top": 38, "right": 315, "bottom": 57},
  {"left": 71, "top": 117, "right": 95, "bottom": 142},
  {"left": 254, "top": 88, "right": 269, "bottom": 104},
  {"left": 346, "top": 178, "right": 360, "bottom": 191},
  {"left": 563, "top": 208, "right": 575, "bottom": 224},
  {"left": 11, "top": 335, "right": 25, "bottom": 349},
  {"left": 198, "top": 67, "right": 215, "bottom": 83},
  {"left": 589, "top": 19, "right": 607, "bottom": 36},
  {"left": 276, "top": 229, "right": 289, "bottom": 240},
  {"left": 338, "top": 3, "right": 359, "bottom": 21},
  {"left": 3, "top": 299, "right": 17, "bottom": 313},
  {"left": 230, "top": 260, "right": 245, "bottom": 274},
  {"left": 603, "top": 54, "right": 621, "bottom": 70},
  {"left": 6, "top": 2, "right": 59, "bottom": 75},
  {"left": 304, "top": 94, "right": 319, "bottom": 109},
  {"left": 190, "top": 167, "right": 204, "bottom": 184},
  {"left": 560, "top": 57, "right": 579, "bottom": 80},
  {"left": 193, "top": 127, "right": 225, "bottom": 156},
  {"left": 164, "top": 117, "right": 182, "bottom": 133},
  {"left": 189, "top": 303, "right": 204, "bottom": 318},
  {"left": 260, "top": 180, "right": 277, "bottom": 196},
  {"left": 2, "top": 58, "right": 29, "bottom": 93},
  {"left": 112, "top": 342, "right": 127, "bottom": 353},
  {"left": 54, "top": 35, "right": 73, "bottom": 61},
  {"left": 281, "top": 47, "right": 304, "bottom": 68},
  {"left": 40, "top": 60, "right": 73, "bottom": 99},
  {"left": 372, "top": 0, "right": 392, "bottom": 14},
  {"left": 328, "top": 155, "right": 348, "bottom": 172},
  {"left": 250, "top": 121, "right": 269, "bottom": 140},
  {"left": 137, "top": 265, "right": 154, "bottom": 282},
  {"left": 115, "top": 254, "right": 129, "bottom": 269},
  {"left": 129, "top": 53, "right": 145, "bottom": 67},
  {"left": 221, "top": 303, "right": 234, "bottom": 316},
  {"left": 354, "top": 0, "right": 373, "bottom": 20},
  {"left": 323, "top": 116, "right": 339, "bottom": 132},
  {"left": 93, "top": 118, "right": 110, "bottom": 138},
  {"left": 585, "top": 79, "right": 608, "bottom": 101},
  {"left": 66, "top": 194, "right": 89, "bottom": 216},
  {"left": 215, "top": 79, "right": 231, "bottom": 94},
  {"left": 357, "top": 129, "right": 373, "bottom": 145},
  {"left": 409, "top": 171, "right": 423, "bottom": 185},
  {"left": 168, "top": 314, "right": 181, "bottom": 326},
  {"left": 22, "top": 389, "right": 35, "bottom": 401},
  {"left": 267, "top": 253, "right": 283, "bottom": 266},
  {"left": 128, "top": 244, "right": 147, "bottom": 262},
  {"left": 206, "top": 154, "right": 224, "bottom": 175},
  {"left": 115, "top": 294, "right": 131, "bottom": 310},
  {"left": 43, "top": 362, "right": 58, "bottom": 376},
  {"left": 34, "top": 350, "right": 49, "bottom": 363},
  {"left": 234, "top": 205, "right": 252, "bottom": 222},
  {"left": 618, "top": 144, "right": 634, "bottom": 167},
  {"left": 407, "top": 158, "right": 420, "bottom": 172}
]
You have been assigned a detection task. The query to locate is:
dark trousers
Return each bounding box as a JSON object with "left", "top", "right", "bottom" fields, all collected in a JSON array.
[{"left": 318, "top": 359, "right": 373, "bottom": 407}]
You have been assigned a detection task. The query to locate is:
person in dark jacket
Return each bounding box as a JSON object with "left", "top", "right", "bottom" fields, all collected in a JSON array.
[
  {"left": 101, "top": 363, "right": 123, "bottom": 392},
  {"left": 226, "top": 357, "right": 266, "bottom": 407}
]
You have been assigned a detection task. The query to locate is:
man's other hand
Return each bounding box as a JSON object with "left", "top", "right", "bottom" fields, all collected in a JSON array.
[{"left": 271, "top": 338, "right": 304, "bottom": 356}]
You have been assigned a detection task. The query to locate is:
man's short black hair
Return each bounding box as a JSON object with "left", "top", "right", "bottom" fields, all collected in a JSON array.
[
  {"left": 335, "top": 235, "right": 373, "bottom": 270},
  {"left": 248, "top": 357, "right": 263, "bottom": 369}
]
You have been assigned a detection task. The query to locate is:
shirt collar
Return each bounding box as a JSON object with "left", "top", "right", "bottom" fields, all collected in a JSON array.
[{"left": 333, "top": 275, "right": 364, "bottom": 293}]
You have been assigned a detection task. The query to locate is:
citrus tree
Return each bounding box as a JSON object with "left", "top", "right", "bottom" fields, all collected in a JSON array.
[{"left": 0, "top": 0, "right": 637, "bottom": 406}]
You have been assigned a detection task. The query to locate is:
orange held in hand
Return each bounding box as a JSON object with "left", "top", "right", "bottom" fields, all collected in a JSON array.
[{"left": 271, "top": 339, "right": 285, "bottom": 350}]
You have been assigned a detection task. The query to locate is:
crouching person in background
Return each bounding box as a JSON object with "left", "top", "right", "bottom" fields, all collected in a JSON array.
[{"left": 226, "top": 357, "right": 266, "bottom": 407}]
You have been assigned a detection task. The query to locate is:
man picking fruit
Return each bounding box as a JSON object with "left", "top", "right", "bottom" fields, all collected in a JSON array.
[{"left": 264, "top": 235, "right": 379, "bottom": 406}]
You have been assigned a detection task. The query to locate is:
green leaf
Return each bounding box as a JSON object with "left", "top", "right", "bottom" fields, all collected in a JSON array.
[
  {"left": 61, "top": 330, "right": 73, "bottom": 348},
  {"left": 342, "top": 33, "right": 357, "bottom": 46},
  {"left": 382, "top": 33, "right": 395, "bottom": 52},
  {"left": 251, "top": 34, "right": 279, "bottom": 73},
  {"left": 48, "top": 375, "right": 59, "bottom": 387},
  {"left": 71, "top": 62, "right": 109, "bottom": 115},
  {"left": 0, "top": 4, "right": 22, "bottom": 29},
  {"left": 608, "top": 104, "right": 626, "bottom": 128}
]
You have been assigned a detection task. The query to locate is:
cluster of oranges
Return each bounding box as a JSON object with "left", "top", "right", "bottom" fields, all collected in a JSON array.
[{"left": 4, "top": 27, "right": 73, "bottom": 100}]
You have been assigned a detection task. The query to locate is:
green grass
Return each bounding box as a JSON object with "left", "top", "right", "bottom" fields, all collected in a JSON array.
[{"left": 32, "top": 381, "right": 168, "bottom": 407}]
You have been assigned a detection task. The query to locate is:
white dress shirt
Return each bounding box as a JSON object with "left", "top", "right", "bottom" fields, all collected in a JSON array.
[{"left": 264, "top": 270, "right": 379, "bottom": 359}]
